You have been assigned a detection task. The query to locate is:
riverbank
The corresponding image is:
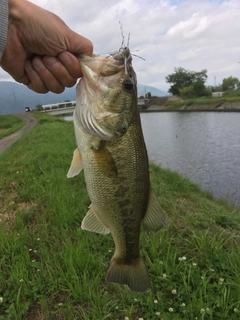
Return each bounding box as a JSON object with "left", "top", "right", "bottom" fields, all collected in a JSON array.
[
  {"left": 141, "top": 96, "right": 240, "bottom": 112},
  {"left": 0, "top": 113, "right": 240, "bottom": 319}
]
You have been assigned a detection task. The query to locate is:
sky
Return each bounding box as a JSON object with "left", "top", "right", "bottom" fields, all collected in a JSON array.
[{"left": 1, "top": 0, "right": 240, "bottom": 92}]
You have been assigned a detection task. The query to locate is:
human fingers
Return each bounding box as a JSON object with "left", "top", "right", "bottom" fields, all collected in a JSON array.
[
  {"left": 26, "top": 56, "right": 65, "bottom": 94},
  {"left": 43, "top": 54, "right": 79, "bottom": 87},
  {"left": 25, "top": 59, "right": 49, "bottom": 93},
  {"left": 0, "top": 38, "right": 30, "bottom": 85},
  {"left": 58, "top": 52, "right": 82, "bottom": 78}
]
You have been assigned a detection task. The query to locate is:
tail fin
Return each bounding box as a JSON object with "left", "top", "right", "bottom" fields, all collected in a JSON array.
[{"left": 106, "top": 257, "right": 151, "bottom": 292}]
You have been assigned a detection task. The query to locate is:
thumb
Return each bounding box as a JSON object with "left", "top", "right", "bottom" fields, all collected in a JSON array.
[{"left": 65, "top": 28, "right": 93, "bottom": 57}]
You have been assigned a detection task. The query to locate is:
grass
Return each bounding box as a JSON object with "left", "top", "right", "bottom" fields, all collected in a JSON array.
[
  {"left": 0, "top": 112, "right": 240, "bottom": 319},
  {"left": 165, "top": 97, "right": 240, "bottom": 107},
  {"left": 0, "top": 115, "right": 26, "bottom": 140},
  {"left": 153, "top": 95, "right": 240, "bottom": 110}
]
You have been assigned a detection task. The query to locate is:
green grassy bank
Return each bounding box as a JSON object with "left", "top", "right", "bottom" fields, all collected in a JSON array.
[
  {"left": 0, "top": 113, "right": 240, "bottom": 320},
  {"left": 0, "top": 115, "right": 25, "bottom": 140},
  {"left": 149, "top": 96, "right": 240, "bottom": 111}
]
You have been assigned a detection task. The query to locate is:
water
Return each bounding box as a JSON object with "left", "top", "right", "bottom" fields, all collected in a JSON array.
[
  {"left": 141, "top": 112, "right": 240, "bottom": 207},
  {"left": 62, "top": 112, "right": 240, "bottom": 207}
]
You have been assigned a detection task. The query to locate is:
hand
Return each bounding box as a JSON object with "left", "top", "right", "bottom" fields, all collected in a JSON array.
[{"left": 0, "top": 0, "right": 93, "bottom": 93}]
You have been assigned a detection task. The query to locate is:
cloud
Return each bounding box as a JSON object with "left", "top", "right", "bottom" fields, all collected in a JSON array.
[{"left": 1, "top": 0, "right": 240, "bottom": 92}]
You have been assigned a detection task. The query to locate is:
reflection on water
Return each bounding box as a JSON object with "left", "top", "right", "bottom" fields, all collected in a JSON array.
[
  {"left": 141, "top": 112, "right": 240, "bottom": 207},
  {"left": 61, "top": 112, "right": 240, "bottom": 207}
]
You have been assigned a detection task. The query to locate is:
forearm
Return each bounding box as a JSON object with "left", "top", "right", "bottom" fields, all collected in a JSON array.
[{"left": 0, "top": 0, "right": 8, "bottom": 61}]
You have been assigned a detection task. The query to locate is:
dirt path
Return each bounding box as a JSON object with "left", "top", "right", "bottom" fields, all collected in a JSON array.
[{"left": 0, "top": 113, "right": 37, "bottom": 154}]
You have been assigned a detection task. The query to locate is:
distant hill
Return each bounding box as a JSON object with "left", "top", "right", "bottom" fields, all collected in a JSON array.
[
  {"left": 0, "top": 81, "right": 166, "bottom": 115},
  {"left": 137, "top": 84, "right": 166, "bottom": 97}
]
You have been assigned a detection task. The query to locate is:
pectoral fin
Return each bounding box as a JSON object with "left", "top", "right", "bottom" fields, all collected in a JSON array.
[
  {"left": 67, "top": 148, "right": 83, "bottom": 178},
  {"left": 142, "top": 188, "right": 166, "bottom": 232},
  {"left": 81, "top": 205, "right": 110, "bottom": 235}
]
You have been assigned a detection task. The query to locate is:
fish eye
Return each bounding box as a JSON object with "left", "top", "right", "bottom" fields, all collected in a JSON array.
[{"left": 123, "top": 80, "right": 133, "bottom": 91}]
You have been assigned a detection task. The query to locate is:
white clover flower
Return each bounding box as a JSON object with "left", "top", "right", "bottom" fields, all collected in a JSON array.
[
  {"left": 178, "top": 257, "right": 183, "bottom": 261},
  {"left": 192, "top": 262, "right": 197, "bottom": 266},
  {"left": 200, "top": 308, "right": 205, "bottom": 314},
  {"left": 36, "top": 238, "right": 40, "bottom": 241},
  {"left": 181, "top": 303, "right": 186, "bottom": 307},
  {"left": 171, "top": 289, "right": 177, "bottom": 295},
  {"left": 31, "top": 260, "right": 36, "bottom": 263},
  {"left": 154, "top": 299, "right": 158, "bottom": 304},
  {"left": 219, "top": 278, "right": 224, "bottom": 283},
  {"left": 34, "top": 250, "right": 37, "bottom": 253},
  {"left": 156, "top": 312, "right": 160, "bottom": 316},
  {"left": 37, "top": 269, "right": 40, "bottom": 272},
  {"left": 234, "top": 308, "right": 238, "bottom": 313},
  {"left": 29, "top": 248, "right": 32, "bottom": 252},
  {"left": 124, "top": 317, "right": 129, "bottom": 320},
  {"left": 139, "top": 318, "right": 144, "bottom": 320},
  {"left": 169, "top": 307, "right": 174, "bottom": 312},
  {"left": 182, "top": 256, "right": 186, "bottom": 260},
  {"left": 108, "top": 249, "right": 112, "bottom": 253},
  {"left": 19, "top": 279, "right": 24, "bottom": 283},
  {"left": 163, "top": 273, "right": 167, "bottom": 279},
  {"left": 58, "top": 303, "right": 63, "bottom": 306},
  {"left": 115, "top": 306, "right": 119, "bottom": 310},
  {"left": 0, "top": 297, "right": 3, "bottom": 303}
]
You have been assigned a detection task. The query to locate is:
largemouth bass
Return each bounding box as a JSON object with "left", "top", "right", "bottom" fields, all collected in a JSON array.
[{"left": 67, "top": 46, "right": 166, "bottom": 292}]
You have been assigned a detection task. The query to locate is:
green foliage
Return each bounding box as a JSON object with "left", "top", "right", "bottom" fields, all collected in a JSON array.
[
  {"left": 179, "top": 85, "right": 194, "bottom": 99},
  {"left": 222, "top": 76, "right": 240, "bottom": 91},
  {"left": 0, "top": 115, "right": 25, "bottom": 139},
  {"left": 166, "top": 67, "right": 208, "bottom": 96},
  {"left": 35, "top": 104, "right": 43, "bottom": 111},
  {"left": 223, "top": 89, "right": 240, "bottom": 98},
  {"left": 179, "top": 81, "right": 211, "bottom": 100},
  {"left": 0, "top": 113, "right": 240, "bottom": 319}
]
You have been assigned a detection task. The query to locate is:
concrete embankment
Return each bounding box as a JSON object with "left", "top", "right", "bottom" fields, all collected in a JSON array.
[{"left": 140, "top": 101, "right": 240, "bottom": 112}]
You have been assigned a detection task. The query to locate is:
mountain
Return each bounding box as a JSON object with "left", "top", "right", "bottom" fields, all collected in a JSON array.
[
  {"left": 0, "top": 81, "right": 166, "bottom": 115},
  {"left": 137, "top": 84, "right": 166, "bottom": 97}
]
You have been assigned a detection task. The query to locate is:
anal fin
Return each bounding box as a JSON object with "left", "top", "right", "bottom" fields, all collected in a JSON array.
[
  {"left": 67, "top": 148, "right": 83, "bottom": 178},
  {"left": 81, "top": 205, "right": 110, "bottom": 235},
  {"left": 142, "top": 188, "right": 166, "bottom": 232}
]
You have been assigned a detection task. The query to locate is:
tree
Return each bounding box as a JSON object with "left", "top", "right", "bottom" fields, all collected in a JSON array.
[
  {"left": 166, "top": 67, "right": 208, "bottom": 95},
  {"left": 179, "top": 85, "right": 194, "bottom": 99},
  {"left": 222, "top": 76, "right": 240, "bottom": 91},
  {"left": 35, "top": 104, "right": 43, "bottom": 111}
]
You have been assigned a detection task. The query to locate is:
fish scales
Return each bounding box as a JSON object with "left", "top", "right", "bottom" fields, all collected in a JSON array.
[{"left": 67, "top": 48, "right": 166, "bottom": 292}]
